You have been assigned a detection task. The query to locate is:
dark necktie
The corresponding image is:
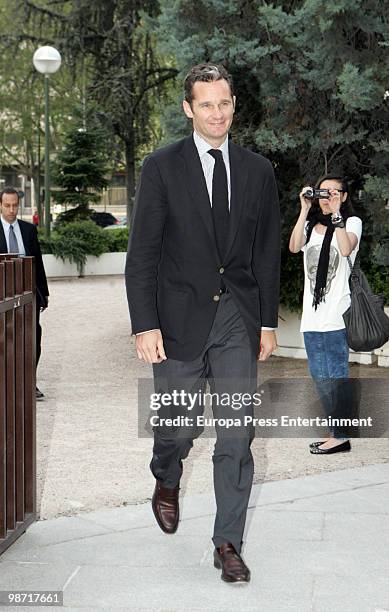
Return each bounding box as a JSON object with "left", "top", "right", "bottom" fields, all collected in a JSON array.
[
  {"left": 208, "top": 149, "right": 229, "bottom": 260},
  {"left": 9, "top": 224, "right": 19, "bottom": 253}
]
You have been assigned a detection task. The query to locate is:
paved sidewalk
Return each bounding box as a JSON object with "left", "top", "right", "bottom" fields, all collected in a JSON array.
[{"left": 1, "top": 463, "right": 388, "bottom": 611}]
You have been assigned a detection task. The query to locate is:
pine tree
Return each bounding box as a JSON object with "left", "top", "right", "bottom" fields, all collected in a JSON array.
[{"left": 52, "top": 118, "right": 110, "bottom": 209}]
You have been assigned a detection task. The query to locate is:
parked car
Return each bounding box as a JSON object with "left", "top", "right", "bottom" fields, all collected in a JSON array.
[
  {"left": 90, "top": 211, "right": 119, "bottom": 228},
  {"left": 103, "top": 217, "right": 127, "bottom": 230},
  {"left": 54, "top": 206, "right": 119, "bottom": 229}
]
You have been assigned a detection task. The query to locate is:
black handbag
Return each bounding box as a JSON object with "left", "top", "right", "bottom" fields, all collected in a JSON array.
[{"left": 343, "top": 256, "right": 389, "bottom": 352}]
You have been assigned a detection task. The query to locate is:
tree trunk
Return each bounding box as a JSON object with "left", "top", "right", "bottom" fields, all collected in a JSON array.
[
  {"left": 125, "top": 139, "right": 135, "bottom": 223},
  {"left": 32, "top": 170, "right": 41, "bottom": 221}
]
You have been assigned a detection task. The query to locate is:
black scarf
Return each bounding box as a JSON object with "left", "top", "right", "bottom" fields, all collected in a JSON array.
[{"left": 306, "top": 212, "right": 335, "bottom": 310}]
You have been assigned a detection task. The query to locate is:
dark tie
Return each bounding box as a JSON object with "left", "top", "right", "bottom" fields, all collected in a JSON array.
[
  {"left": 208, "top": 149, "right": 229, "bottom": 260},
  {"left": 9, "top": 224, "right": 19, "bottom": 253}
]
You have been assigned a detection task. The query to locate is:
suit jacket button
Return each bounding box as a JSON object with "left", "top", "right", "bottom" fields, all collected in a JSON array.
[
  {"left": 213, "top": 295, "right": 220, "bottom": 302},
  {"left": 219, "top": 267, "right": 224, "bottom": 274}
]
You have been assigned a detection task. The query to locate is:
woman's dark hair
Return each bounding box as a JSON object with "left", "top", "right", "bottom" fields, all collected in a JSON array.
[{"left": 305, "top": 174, "right": 356, "bottom": 243}]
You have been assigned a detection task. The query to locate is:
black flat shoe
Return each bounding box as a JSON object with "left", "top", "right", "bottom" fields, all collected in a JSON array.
[
  {"left": 310, "top": 440, "right": 351, "bottom": 455},
  {"left": 36, "top": 387, "right": 45, "bottom": 400},
  {"left": 309, "top": 441, "right": 326, "bottom": 449}
]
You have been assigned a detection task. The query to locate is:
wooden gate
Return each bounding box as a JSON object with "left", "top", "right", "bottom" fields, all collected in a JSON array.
[{"left": 0, "top": 255, "right": 36, "bottom": 555}]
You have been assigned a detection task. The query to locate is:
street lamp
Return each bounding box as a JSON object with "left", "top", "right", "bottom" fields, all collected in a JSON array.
[{"left": 33, "top": 46, "right": 61, "bottom": 238}]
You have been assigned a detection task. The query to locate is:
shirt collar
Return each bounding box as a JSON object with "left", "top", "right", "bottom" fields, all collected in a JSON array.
[
  {"left": 193, "top": 131, "right": 229, "bottom": 160},
  {"left": 1, "top": 216, "right": 18, "bottom": 230}
]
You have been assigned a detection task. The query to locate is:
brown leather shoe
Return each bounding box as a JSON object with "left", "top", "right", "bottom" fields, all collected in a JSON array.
[
  {"left": 151, "top": 481, "right": 180, "bottom": 534},
  {"left": 214, "top": 543, "right": 250, "bottom": 583}
]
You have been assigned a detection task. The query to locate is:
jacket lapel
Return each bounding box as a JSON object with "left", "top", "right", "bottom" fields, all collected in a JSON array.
[
  {"left": 18, "top": 221, "right": 30, "bottom": 255},
  {"left": 181, "top": 135, "right": 218, "bottom": 253},
  {"left": 0, "top": 222, "right": 7, "bottom": 253},
  {"left": 225, "top": 141, "right": 248, "bottom": 260}
]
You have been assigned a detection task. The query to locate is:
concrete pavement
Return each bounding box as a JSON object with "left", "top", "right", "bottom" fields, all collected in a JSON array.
[{"left": 0, "top": 463, "right": 388, "bottom": 611}]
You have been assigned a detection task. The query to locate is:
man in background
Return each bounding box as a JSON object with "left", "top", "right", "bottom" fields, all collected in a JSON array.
[
  {"left": 32, "top": 208, "right": 39, "bottom": 226},
  {"left": 0, "top": 187, "right": 49, "bottom": 400}
]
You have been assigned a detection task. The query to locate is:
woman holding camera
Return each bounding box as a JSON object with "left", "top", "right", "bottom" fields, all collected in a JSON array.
[{"left": 289, "top": 175, "right": 362, "bottom": 454}]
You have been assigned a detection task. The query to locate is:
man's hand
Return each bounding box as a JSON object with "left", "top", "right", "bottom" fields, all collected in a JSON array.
[
  {"left": 135, "top": 329, "right": 167, "bottom": 364},
  {"left": 258, "top": 330, "right": 277, "bottom": 361}
]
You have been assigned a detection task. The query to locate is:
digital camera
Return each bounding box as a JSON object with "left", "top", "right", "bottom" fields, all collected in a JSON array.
[{"left": 304, "top": 187, "right": 331, "bottom": 199}]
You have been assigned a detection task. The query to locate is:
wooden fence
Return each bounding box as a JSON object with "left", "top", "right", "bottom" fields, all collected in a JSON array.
[{"left": 0, "top": 255, "right": 36, "bottom": 555}]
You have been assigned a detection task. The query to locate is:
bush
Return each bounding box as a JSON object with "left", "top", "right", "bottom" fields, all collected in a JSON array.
[
  {"left": 365, "top": 264, "right": 389, "bottom": 305},
  {"left": 39, "top": 222, "right": 129, "bottom": 272},
  {"left": 37, "top": 229, "right": 53, "bottom": 255},
  {"left": 279, "top": 251, "right": 304, "bottom": 313},
  {"left": 41, "top": 220, "right": 110, "bottom": 273},
  {"left": 105, "top": 228, "right": 129, "bottom": 252}
]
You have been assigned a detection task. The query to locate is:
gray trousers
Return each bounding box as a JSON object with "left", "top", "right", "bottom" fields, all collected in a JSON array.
[{"left": 151, "top": 292, "right": 257, "bottom": 553}]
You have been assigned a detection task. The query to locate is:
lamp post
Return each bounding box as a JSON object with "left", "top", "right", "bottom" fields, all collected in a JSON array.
[{"left": 33, "top": 46, "right": 61, "bottom": 238}]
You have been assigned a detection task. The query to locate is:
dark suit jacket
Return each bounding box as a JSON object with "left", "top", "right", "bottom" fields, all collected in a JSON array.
[
  {"left": 0, "top": 219, "right": 49, "bottom": 307},
  {"left": 125, "top": 134, "right": 281, "bottom": 361}
]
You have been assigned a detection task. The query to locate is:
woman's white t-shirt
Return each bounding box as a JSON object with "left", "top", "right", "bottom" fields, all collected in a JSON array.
[{"left": 300, "top": 216, "right": 362, "bottom": 332}]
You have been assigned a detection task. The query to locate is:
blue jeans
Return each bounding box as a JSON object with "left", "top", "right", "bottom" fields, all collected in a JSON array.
[{"left": 303, "top": 329, "right": 351, "bottom": 439}]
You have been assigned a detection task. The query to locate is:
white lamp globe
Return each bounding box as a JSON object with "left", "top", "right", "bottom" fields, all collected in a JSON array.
[{"left": 33, "top": 46, "right": 61, "bottom": 75}]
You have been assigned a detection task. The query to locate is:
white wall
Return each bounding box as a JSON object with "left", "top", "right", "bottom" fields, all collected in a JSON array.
[{"left": 43, "top": 252, "right": 126, "bottom": 278}]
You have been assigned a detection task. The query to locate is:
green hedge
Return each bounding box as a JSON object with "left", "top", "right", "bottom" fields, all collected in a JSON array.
[
  {"left": 39, "top": 222, "right": 129, "bottom": 272},
  {"left": 104, "top": 228, "right": 130, "bottom": 252},
  {"left": 365, "top": 264, "right": 389, "bottom": 305}
]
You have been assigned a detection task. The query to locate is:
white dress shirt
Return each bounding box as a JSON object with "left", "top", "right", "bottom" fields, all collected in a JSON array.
[
  {"left": 1, "top": 216, "right": 26, "bottom": 255},
  {"left": 193, "top": 130, "right": 231, "bottom": 208},
  {"left": 136, "top": 131, "right": 275, "bottom": 334}
]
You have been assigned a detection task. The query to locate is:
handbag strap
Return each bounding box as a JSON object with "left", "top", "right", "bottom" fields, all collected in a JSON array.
[{"left": 347, "top": 253, "right": 361, "bottom": 279}]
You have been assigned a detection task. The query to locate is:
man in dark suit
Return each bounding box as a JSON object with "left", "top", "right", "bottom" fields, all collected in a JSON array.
[
  {"left": 0, "top": 187, "right": 49, "bottom": 400},
  {"left": 125, "top": 64, "right": 280, "bottom": 583}
]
